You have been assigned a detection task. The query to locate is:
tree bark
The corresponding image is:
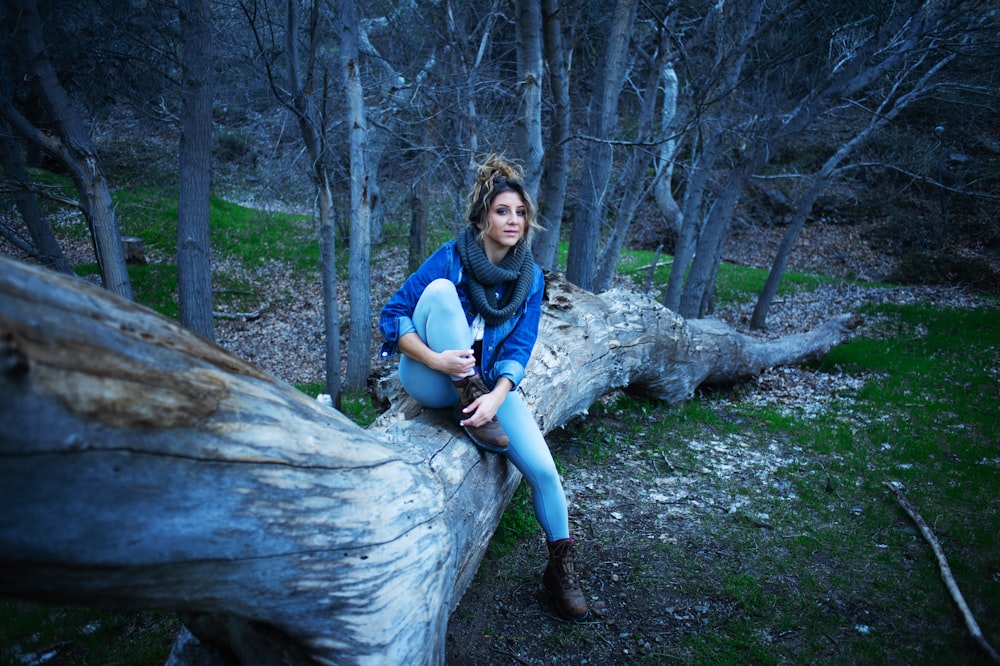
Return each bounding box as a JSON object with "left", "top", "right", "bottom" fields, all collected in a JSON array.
[
  {"left": 532, "top": 0, "right": 571, "bottom": 271},
  {"left": 177, "top": 0, "right": 215, "bottom": 341},
  {"left": 750, "top": 52, "right": 957, "bottom": 330},
  {"left": 0, "top": 117, "right": 74, "bottom": 275},
  {"left": 339, "top": 0, "right": 373, "bottom": 392},
  {"left": 248, "top": 0, "right": 342, "bottom": 403},
  {"left": 564, "top": 0, "right": 637, "bottom": 291},
  {"left": 0, "top": 255, "right": 856, "bottom": 665},
  {"left": 653, "top": 62, "right": 681, "bottom": 237},
  {"left": 516, "top": 0, "right": 544, "bottom": 199},
  {"left": 594, "top": 25, "right": 670, "bottom": 293}
]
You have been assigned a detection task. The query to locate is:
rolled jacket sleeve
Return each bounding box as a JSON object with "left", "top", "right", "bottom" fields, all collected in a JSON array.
[{"left": 379, "top": 244, "right": 455, "bottom": 356}]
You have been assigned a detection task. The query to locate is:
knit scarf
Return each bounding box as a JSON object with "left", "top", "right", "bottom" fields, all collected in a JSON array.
[{"left": 457, "top": 226, "right": 535, "bottom": 326}]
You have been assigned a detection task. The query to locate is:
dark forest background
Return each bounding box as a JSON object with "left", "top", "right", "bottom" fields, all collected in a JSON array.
[{"left": 2, "top": 0, "right": 999, "bottom": 400}]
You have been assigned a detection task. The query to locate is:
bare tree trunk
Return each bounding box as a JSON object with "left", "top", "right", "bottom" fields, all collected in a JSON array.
[
  {"left": 177, "top": 0, "right": 215, "bottom": 340},
  {"left": 317, "top": 174, "right": 341, "bottom": 405},
  {"left": 409, "top": 180, "right": 428, "bottom": 276},
  {"left": 565, "top": 0, "right": 637, "bottom": 291},
  {"left": 653, "top": 62, "right": 681, "bottom": 235},
  {"left": 442, "top": 0, "right": 502, "bottom": 223},
  {"left": 594, "top": 25, "right": 670, "bottom": 292},
  {"left": 408, "top": 122, "right": 435, "bottom": 274},
  {"left": 2, "top": 0, "right": 132, "bottom": 300},
  {"left": 680, "top": 157, "right": 755, "bottom": 318},
  {"left": 0, "top": 117, "right": 74, "bottom": 274},
  {"left": 662, "top": 127, "right": 719, "bottom": 312},
  {"left": 0, "top": 255, "right": 856, "bottom": 665},
  {"left": 516, "top": 0, "right": 544, "bottom": 198},
  {"left": 667, "top": 0, "right": 957, "bottom": 318},
  {"left": 339, "top": 0, "right": 373, "bottom": 392},
  {"left": 751, "top": 53, "right": 958, "bottom": 330},
  {"left": 673, "top": 0, "right": 764, "bottom": 318},
  {"left": 246, "top": 0, "right": 342, "bottom": 403},
  {"left": 532, "top": 0, "right": 571, "bottom": 271}
]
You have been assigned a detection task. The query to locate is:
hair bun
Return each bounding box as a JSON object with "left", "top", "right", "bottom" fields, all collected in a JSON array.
[{"left": 473, "top": 154, "right": 524, "bottom": 187}]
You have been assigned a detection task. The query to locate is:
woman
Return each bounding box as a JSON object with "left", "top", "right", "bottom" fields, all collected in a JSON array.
[{"left": 379, "top": 155, "right": 588, "bottom": 621}]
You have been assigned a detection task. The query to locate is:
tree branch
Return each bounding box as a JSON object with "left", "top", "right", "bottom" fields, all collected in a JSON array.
[{"left": 883, "top": 481, "right": 1000, "bottom": 665}]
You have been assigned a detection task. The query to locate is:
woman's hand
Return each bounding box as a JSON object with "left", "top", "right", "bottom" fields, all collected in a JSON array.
[
  {"left": 459, "top": 378, "right": 512, "bottom": 428},
  {"left": 435, "top": 348, "right": 476, "bottom": 378},
  {"left": 397, "top": 333, "right": 476, "bottom": 379}
]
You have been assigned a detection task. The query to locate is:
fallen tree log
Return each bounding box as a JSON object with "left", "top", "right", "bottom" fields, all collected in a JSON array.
[{"left": 0, "top": 256, "right": 857, "bottom": 664}]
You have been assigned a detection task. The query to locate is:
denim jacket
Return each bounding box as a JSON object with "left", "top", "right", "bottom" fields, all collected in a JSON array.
[{"left": 379, "top": 240, "right": 544, "bottom": 391}]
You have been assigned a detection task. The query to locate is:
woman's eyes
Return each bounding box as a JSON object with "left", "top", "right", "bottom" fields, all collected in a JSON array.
[{"left": 495, "top": 207, "right": 526, "bottom": 216}]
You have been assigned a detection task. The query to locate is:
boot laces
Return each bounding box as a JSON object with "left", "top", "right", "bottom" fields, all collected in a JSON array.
[
  {"left": 459, "top": 375, "right": 489, "bottom": 404},
  {"left": 552, "top": 541, "right": 581, "bottom": 589}
]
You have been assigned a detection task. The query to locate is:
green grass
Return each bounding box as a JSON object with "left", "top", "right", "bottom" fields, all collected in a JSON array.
[
  {"left": 0, "top": 604, "right": 178, "bottom": 666},
  {"left": 616, "top": 246, "right": 837, "bottom": 306},
  {"left": 537, "top": 298, "right": 1000, "bottom": 665},
  {"left": 112, "top": 188, "right": 317, "bottom": 270},
  {"left": 65, "top": 188, "right": 317, "bottom": 318},
  {"left": 490, "top": 482, "right": 539, "bottom": 559}
]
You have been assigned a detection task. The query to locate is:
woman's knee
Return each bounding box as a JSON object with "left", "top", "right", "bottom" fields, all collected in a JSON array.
[{"left": 422, "top": 278, "right": 458, "bottom": 303}]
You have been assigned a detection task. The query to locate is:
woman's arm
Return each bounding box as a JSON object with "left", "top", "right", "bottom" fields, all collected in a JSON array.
[
  {"left": 458, "top": 376, "right": 514, "bottom": 428},
  {"left": 396, "top": 332, "right": 476, "bottom": 379},
  {"left": 379, "top": 244, "right": 455, "bottom": 352}
]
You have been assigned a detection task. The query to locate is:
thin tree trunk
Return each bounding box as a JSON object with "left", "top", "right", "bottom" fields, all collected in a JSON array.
[
  {"left": 532, "top": 0, "right": 571, "bottom": 270},
  {"left": 565, "top": 0, "right": 638, "bottom": 291},
  {"left": 653, "top": 62, "right": 681, "bottom": 235},
  {"left": 516, "top": 0, "right": 544, "bottom": 198},
  {"left": 594, "top": 26, "right": 669, "bottom": 292},
  {"left": 0, "top": 118, "right": 73, "bottom": 274},
  {"left": 339, "top": 0, "right": 372, "bottom": 392},
  {"left": 177, "top": 0, "right": 215, "bottom": 340},
  {"left": 662, "top": 127, "right": 718, "bottom": 312},
  {"left": 680, "top": 157, "right": 755, "bottom": 318},
  {"left": 317, "top": 175, "right": 341, "bottom": 405},
  {"left": 750, "top": 53, "right": 956, "bottom": 330}
]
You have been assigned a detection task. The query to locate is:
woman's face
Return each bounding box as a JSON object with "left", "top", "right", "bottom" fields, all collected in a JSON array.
[{"left": 479, "top": 190, "right": 526, "bottom": 263}]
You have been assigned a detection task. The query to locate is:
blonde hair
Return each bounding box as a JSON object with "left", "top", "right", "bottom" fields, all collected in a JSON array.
[{"left": 465, "top": 154, "right": 542, "bottom": 243}]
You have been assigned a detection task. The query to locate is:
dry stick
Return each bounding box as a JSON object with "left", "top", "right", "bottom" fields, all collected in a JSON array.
[{"left": 883, "top": 481, "right": 1000, "bottom": 665}]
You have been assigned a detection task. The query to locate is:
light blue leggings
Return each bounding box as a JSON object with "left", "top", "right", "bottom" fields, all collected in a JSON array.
[{"left": 398, "top": 278, "right": 570, "bottom": 542}]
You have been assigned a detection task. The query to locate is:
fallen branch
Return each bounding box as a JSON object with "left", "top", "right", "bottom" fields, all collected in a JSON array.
[
  {"left": 883, "top": 481, "right": 1000, "bottom": 665},
  {"left": 213, "top": 309, "right": 263, "bottom": 321}
]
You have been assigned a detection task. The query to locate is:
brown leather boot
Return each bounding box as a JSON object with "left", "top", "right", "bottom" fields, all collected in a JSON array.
[
  {"left": 453, "top": 374, "right": 509, "bottom": 454},
  {"left": 543, "top": 538, "right": 589, "bottom": 621}
]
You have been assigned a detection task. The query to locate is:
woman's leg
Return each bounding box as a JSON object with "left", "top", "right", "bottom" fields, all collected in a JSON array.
[
  {"left": 497, "top": 391, "right": 570, "bottom": 541},
  {"left": 398, "top": 278, "right": 473, "bottom": 409},
  {"left": 500, "top": 392, "right": 588, "bottom": 620}
]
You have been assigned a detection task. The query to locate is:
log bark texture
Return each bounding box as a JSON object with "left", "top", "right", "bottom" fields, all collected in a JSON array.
[{"left": 0, "top": 256, "right": 856, "bottom": 664}]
